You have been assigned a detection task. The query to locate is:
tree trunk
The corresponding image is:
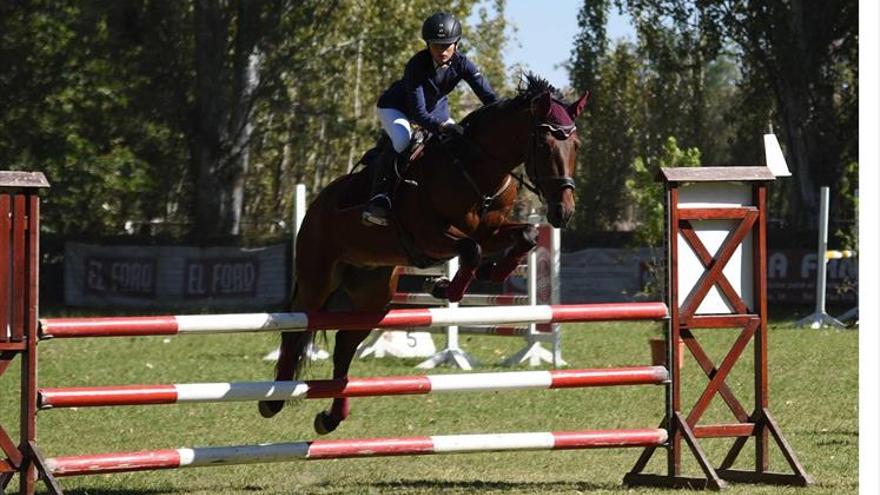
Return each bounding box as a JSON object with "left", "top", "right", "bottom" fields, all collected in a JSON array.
[
  {"left": 192, "top": 0, "right": 260, "bottom": 238},
  {"left": 193, "top": 0, "right": 229, "bottom": 238},
  {"left": 227, "top": 0, "right": 261, "bottom": 235},
  {"left": 775, "top": 80, "right": 818, "bottom": 224}
]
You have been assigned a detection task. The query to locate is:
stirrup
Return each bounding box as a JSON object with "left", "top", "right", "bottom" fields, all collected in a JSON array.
[{"left": 362, "top": 195, "right": 391, "bottom": 227}]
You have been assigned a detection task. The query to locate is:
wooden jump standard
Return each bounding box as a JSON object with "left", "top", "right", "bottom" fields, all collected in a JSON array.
[{"left": 0, "top": 168, "right": 813, "bottom": 493}]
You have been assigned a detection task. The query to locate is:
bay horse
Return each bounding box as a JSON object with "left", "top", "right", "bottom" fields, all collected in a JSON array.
[{"left": 259, "top": 74, "right": 590, "bottom": 434}]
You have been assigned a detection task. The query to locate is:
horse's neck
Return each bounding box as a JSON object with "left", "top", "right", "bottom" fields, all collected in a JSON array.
[{"left": 467, "top": 118, "right": 529, "bottom": 192}]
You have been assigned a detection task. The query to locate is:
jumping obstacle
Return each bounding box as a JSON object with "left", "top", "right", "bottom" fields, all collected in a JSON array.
[
  {"left": 794, "top": 186, "right": 858, "bottom": 328},
  {"left": 45, "top": 429, "right": 669, "bottom": 477},
  {"left": 267, "top": 187, "right": 561, "bottom": 367},
  {"left": 39, "top": 302, "right": 665, "bottom": 339},
  {"left": 0, "top": 162, "right": 814, "bottom": 493},
  {"left": 390, "top": 292, "right": 529, "bottom": 306},
  {"left": 38, "top": 367, "right": 669, "bottom": 408},
  {"left": 359, "top": 219, "right": 563, "bottom": 369}
]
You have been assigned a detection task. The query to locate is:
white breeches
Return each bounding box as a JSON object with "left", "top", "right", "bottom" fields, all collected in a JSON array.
[
  {"left": 377, "top": 107, "right": 455, "bottom": 153},
  {"left": 377, "top": 107, "right": 413, "bottom": 153}
]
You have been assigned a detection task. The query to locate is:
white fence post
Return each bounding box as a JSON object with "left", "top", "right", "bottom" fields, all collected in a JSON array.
[
  {"left": 502, "top": 217, "right": 566, "bottom": 367},
  {"left": 795, "top": 187, "right": 851, "bottom": 329},
  {"left": 416, "top": 256, "right": 479, "bottom": 370}
]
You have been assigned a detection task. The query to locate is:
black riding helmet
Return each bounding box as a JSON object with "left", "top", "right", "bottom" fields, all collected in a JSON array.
[{"left": 421, "top": 12, "right": 462, "bottom": 45}]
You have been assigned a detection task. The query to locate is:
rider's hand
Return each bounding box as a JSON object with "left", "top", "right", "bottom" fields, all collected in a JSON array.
[{"left": 440, "top": 123, "right": 465, "bottom": 136}]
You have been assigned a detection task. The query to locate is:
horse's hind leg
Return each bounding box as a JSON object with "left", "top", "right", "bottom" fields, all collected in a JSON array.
[
  {"left": 258, "top": 260, "right": 345, "bottom": 419},
  {"left": 314, "top": 265, "right": 398, "bottom": 434}
]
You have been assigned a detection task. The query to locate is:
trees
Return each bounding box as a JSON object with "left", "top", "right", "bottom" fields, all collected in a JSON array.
[
  {"left": 568, "top": 1, "right": 734, "bottom": 234},
  {"left": 1, "top": 1, "right": 509, "bottom": 239},
  {"left": 0, "top": 1, "right": 192, "bottom": 235},
  {"left": 568, "top": 0, "right": 857, "bottom": 235},
  {"left": 624, "top": 0, "right": 858, "bottom": 226}
]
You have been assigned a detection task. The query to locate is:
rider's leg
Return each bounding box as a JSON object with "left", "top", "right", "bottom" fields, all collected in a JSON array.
[{"left": 363, "top": 107, "right": 411, "bottom": 227}]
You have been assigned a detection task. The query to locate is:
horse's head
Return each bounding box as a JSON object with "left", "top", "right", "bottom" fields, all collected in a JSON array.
[{"left": 525, "top": 90, "right": 590, "bottom": 228}]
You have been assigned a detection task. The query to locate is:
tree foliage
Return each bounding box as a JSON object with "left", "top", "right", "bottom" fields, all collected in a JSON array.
[
  {"left": 1, "top": 0, "right": 508, "bottom": 240},
  {"left": 623, "top": 0, "right": 858, "bottom": 227},
  {"left": 568, "top": 0, "right": 857, "bottom": 239},
  {"left": 2, "top": 1, "right": 856, "bottom": 244}
]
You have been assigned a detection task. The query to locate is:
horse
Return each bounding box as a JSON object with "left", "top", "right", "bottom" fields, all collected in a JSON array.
[{"left": 259, "top": 73, "right": 590, "bottom": 434}]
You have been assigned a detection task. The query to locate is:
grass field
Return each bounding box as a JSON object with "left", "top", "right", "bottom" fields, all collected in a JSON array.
[{"left": 1, "top": 315, "right": 857, "bottom": 494}]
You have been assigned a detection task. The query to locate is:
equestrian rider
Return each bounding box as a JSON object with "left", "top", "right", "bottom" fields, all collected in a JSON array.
[{"left": 362, "top": 12, "right": 499, "bottom": 227}]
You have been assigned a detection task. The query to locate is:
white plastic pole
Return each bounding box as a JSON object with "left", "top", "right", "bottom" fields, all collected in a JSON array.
[
  {"left": 795, "top": 187, "right": 845, "bottom": 329},
  {"left": 446, "top": 256, "right": 461, "bottom": 352},
  {"left": 416, "top": 256, "right": 479, "bottom": 370},
  {"left": 816, "top": 187, "right": 830, "bottom": 316},
  {"left": 550, "top": 225, "right": 564, "bottom": 366},
  {"left": 502, "top": 216, "right": 565, "bottom": 367}
]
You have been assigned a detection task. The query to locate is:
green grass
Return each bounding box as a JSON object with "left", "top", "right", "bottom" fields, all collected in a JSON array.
[{"left": 1, "top": 318, "right": 857, "bottom": 494}]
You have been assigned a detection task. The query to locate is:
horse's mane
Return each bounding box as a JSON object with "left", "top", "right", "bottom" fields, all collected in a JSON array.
[
  {"left": 513, "top": 72, "right": 564, "bottom": 103},
  {"left": 461, "top": 72, "right": 562, "bottom": 127}
]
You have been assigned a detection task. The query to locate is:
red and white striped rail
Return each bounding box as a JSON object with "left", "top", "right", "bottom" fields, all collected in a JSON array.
[
  {"left": 446, "top": 325, "right": 531, "bottom": 337},
  {"left": 40, "top": 302, "right": 669, "bottom": 339},
  {"left": 391, "top": 292, "right": 529, "bottom": 306},
  {"left": 397, "top": 264, "right": 529, "bottom": 278},
  {"left": 39, "top": 366, "right": 669, "bottom": 408},
  {"left": 45, "top": 428, "right": 668, "bottom": 477}
]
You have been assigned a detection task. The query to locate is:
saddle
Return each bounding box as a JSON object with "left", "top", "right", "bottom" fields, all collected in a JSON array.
[{"left": 356, "top": 129, "right": 430, "bottom": 175}]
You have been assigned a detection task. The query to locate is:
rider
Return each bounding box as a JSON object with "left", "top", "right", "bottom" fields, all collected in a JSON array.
[{"left": 362, "top": 11, "right": 500, "bottom": 227}]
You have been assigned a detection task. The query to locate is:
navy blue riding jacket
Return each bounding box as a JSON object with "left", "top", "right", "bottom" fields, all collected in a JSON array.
[{"left": 377, "top": 50, "right": 498, "bottom": 133}]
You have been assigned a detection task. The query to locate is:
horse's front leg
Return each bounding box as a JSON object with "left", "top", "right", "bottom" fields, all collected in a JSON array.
[
  {"left": 444, "top": 237, "right": 482, "bottom": 302},
  {"left": 476, "top": 223, "right": 539, "bottom": 283}
]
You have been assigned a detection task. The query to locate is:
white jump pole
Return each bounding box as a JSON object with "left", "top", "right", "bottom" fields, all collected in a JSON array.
[
  {"left": 503, "top": 216, "right": 565, "bottom": 367},
  {"left": 416, "top": 256, "right": 480, "bottom": 369},
  {"left": 795, "top": 187, "right": 848, "bottom": 329},
  {"left": 264, "top": 184, "right": 329, "bottom": 361}
]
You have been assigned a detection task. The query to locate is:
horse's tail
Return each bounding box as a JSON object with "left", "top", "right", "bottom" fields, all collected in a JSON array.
[
  {"left": 275, "top": 282, "right": 313, "bottom": 380},
  {"left": 275, "top": 331, "right": 313, "bottom": 379}
]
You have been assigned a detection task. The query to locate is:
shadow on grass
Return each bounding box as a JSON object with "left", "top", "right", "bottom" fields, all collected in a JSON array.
[
  {"left": 57, "top": 490, "right": 171, "bottom": 495},
  {"left": 60, "top": 487, "right": 270, "bottom": 495},
  {"left": 370, "top": 479, "right": 618, "bottom": 493}
]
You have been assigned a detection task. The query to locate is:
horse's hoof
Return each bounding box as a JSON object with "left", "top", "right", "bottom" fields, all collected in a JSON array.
[
  {"left": 425, "top": 277, "right": 450, "bottom": 300},
  {"left": 314, "top": 410, "right": 341, "bottom": 435},
  {"left": 258, "top": 400, "right": 284, "bottom": 418}
]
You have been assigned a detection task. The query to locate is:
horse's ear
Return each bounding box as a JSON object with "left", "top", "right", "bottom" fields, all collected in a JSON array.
[
  {"left": 531, "top": 92, "right": 552, "bottom": 119},
  {"left": 567, "top": 90, "right": 592, "bottom": 119}
]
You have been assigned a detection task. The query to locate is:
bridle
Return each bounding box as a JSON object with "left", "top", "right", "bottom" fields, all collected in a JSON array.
[
  {"left": 524, "top": 114, "right": 577, "bottom": 201},
  {"left": 438, "top": 97, "right": 578, "bottom": 214}
]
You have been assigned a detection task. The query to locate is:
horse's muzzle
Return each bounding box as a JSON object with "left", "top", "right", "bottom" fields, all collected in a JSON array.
[{"left": 547, "top": 202, "right": 574, "bottom": 229}]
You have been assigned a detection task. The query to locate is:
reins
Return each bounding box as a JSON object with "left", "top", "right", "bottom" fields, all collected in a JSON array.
[
  {"left": 439, "top": 110, "right": 577, "bottom": 216},
  {"left": 439, "top": 130, "right": 514, "bottom": 217}
]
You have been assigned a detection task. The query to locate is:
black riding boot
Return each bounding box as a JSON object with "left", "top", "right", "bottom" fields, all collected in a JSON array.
[{"left": 361, "top": 147, "right": 401, "bottom": 227}]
